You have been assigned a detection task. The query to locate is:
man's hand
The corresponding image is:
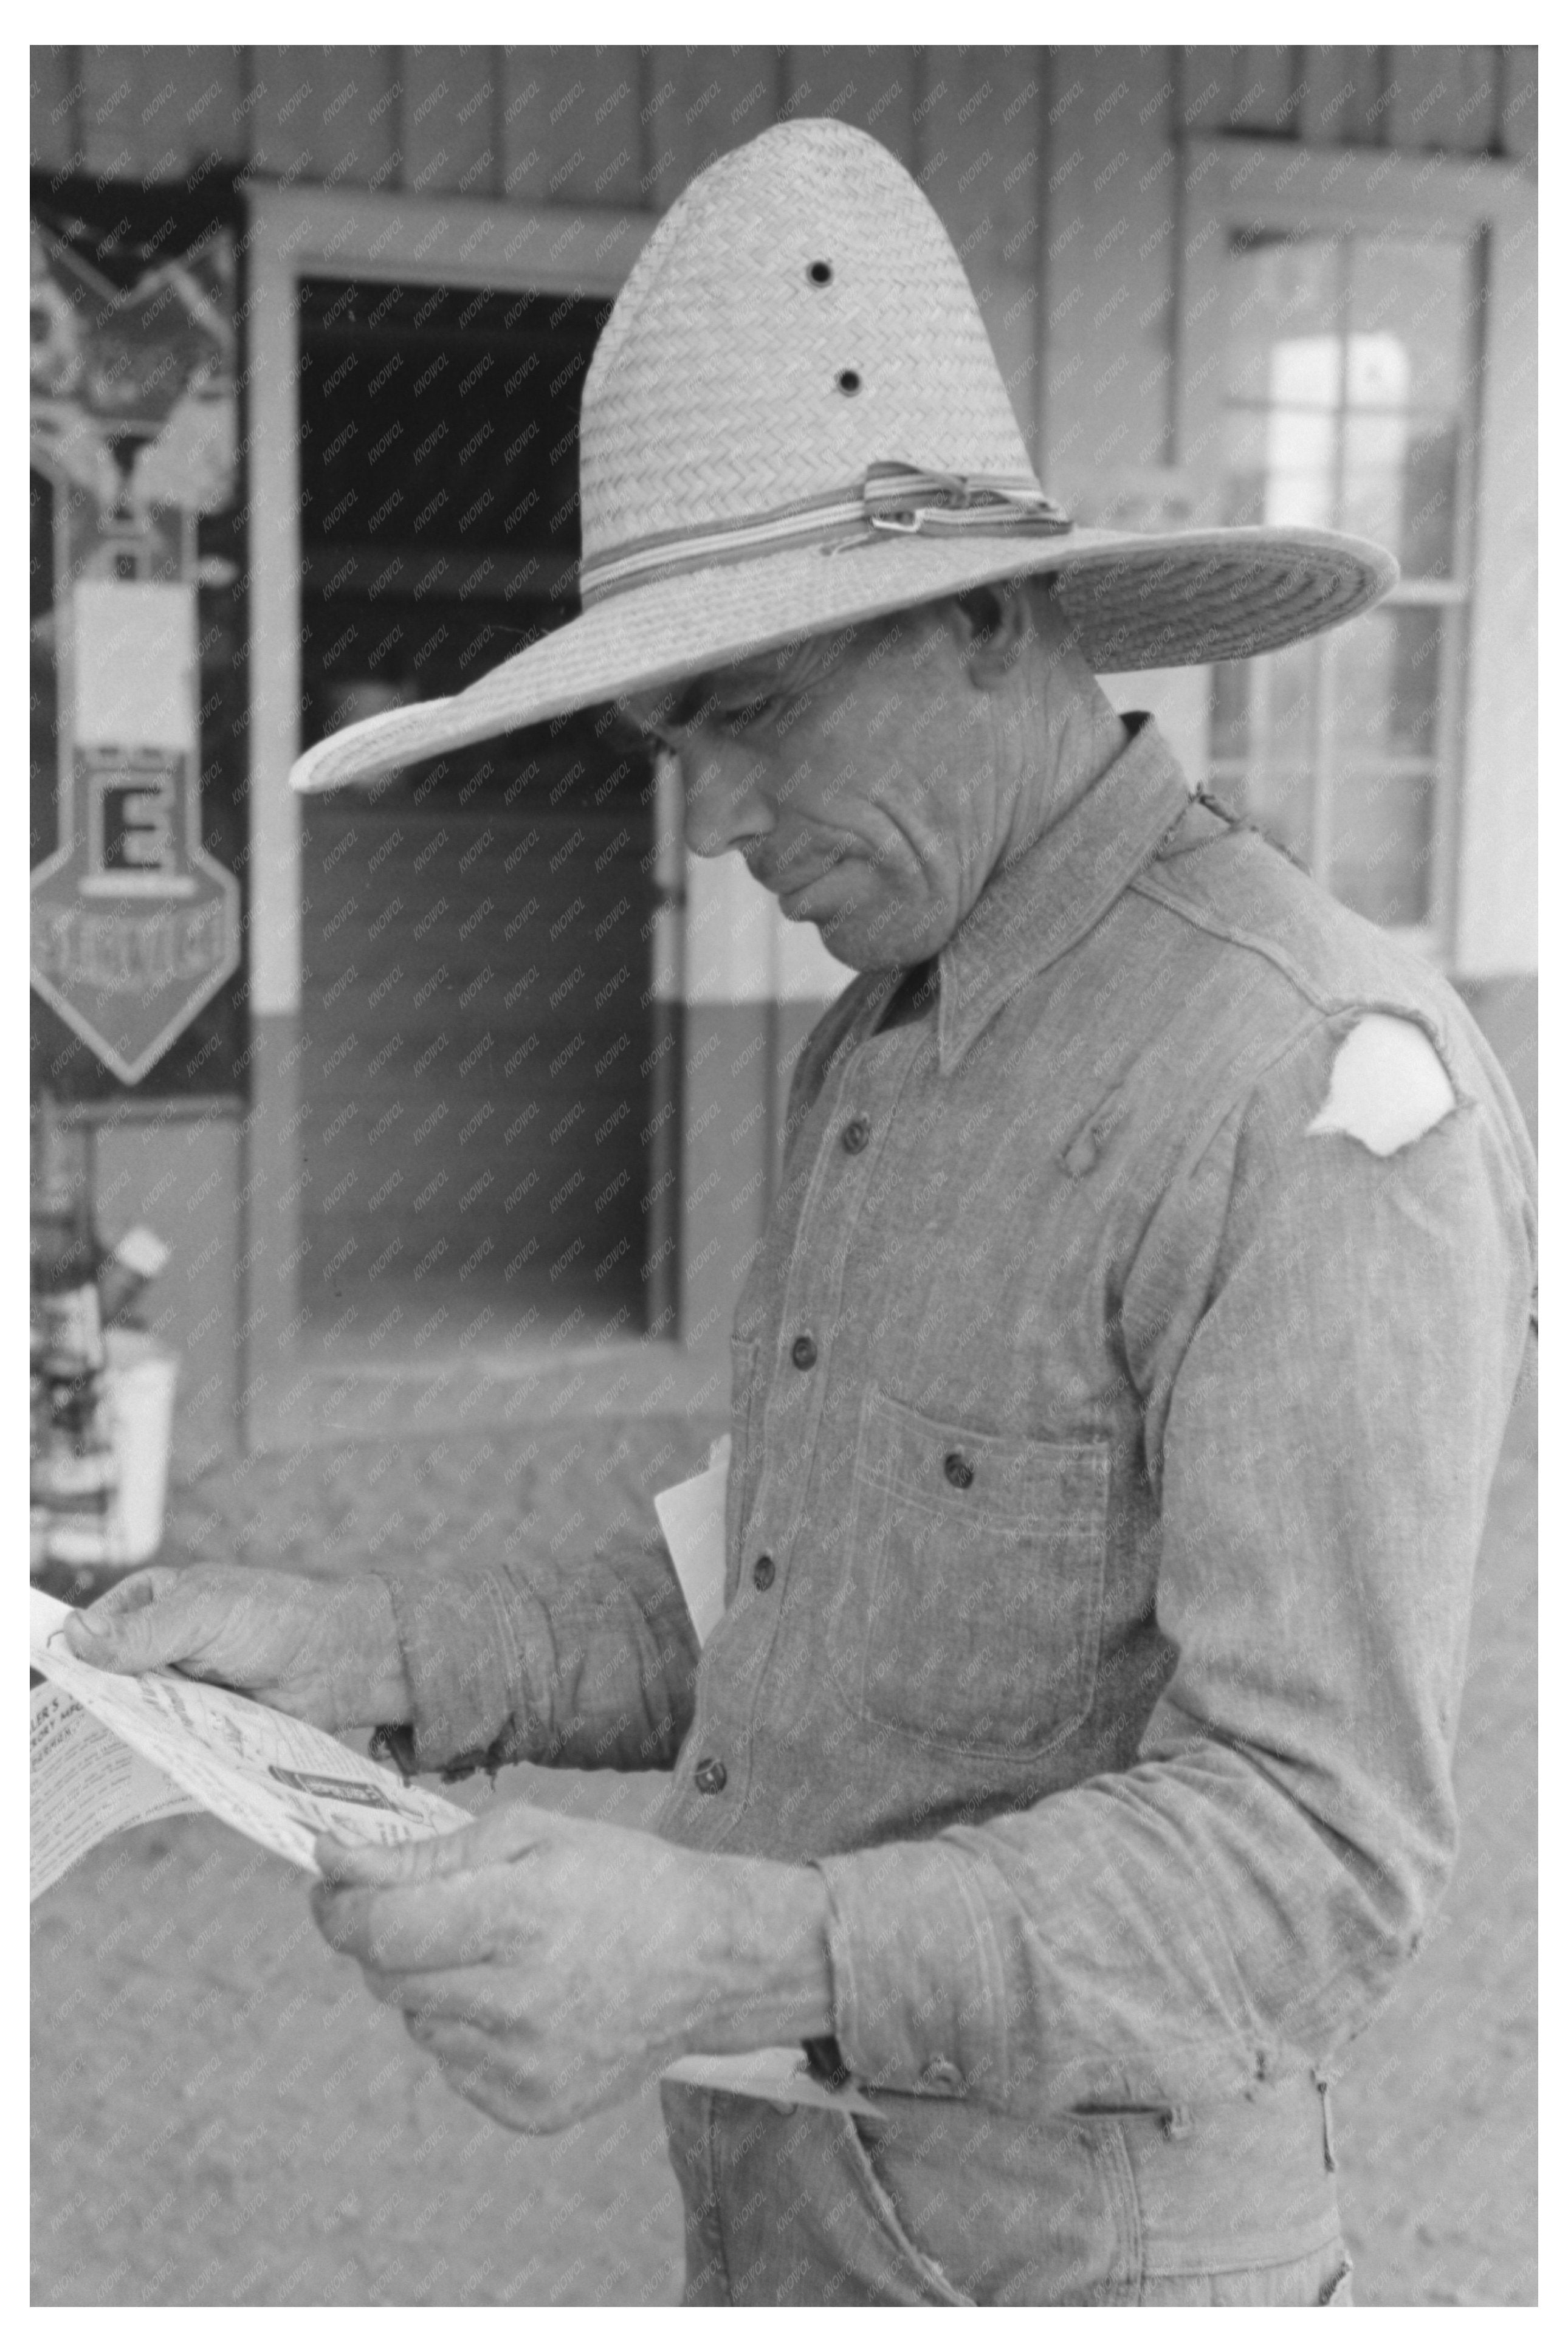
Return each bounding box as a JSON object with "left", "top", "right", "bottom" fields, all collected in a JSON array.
[
  {"left": 62, "top": 1565, "right": 412, "bottom": 1731},
  {"left": 311, "top": 1803, "right": 835, "bottom": 2133}
]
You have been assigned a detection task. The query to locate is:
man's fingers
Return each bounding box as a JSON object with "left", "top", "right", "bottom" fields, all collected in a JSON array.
[
  {"left": 405, "top": 2018, "right": 566, "bottom": 2135},
  {"left": 362, "top": 1964, "right": 519, "bottom": 2032},
  {"left": 313, "top": 1824, "right": 486, "bottom": 1890},
  {"left": 315, "top": 1801, "right": 551, "bottom": 1888},
  {"left": 311, "top": 1803, "right": 568, "bottom": 1970},
  {"left": 310, "top": 1868, "right": 507, "bottom": 1972}
]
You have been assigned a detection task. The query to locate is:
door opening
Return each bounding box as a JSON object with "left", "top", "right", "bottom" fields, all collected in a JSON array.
[{"left": 292, "top": 276, "right": 667, "bottom": 1360}]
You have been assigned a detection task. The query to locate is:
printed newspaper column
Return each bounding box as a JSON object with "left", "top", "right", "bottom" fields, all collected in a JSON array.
[{"left": 30, "top": 1677, "right": 198, "bottom": 1902}]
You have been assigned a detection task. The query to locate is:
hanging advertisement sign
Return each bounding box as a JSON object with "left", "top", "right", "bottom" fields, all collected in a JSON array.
[{"left": 30, "top": 176, "right": 247, "bottom": 1098}]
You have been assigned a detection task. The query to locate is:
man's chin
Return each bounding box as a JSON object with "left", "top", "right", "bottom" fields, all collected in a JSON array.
[
  {"left": 805, "top": 906, "right": 920, "bottom": 972},
  {"left": 774, "top": 868, "right": 939, "bottom": 968}
]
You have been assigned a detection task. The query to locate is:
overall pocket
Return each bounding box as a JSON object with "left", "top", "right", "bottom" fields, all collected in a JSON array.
[
  {"left": 839, "top": 2116, "right": 974, "bottom": 2306},
  {"left": 828, "top": 1385, "right": 1109, "bottom": 1756}
]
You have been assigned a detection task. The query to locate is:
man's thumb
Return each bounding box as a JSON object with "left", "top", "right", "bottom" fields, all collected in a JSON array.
[{"left": 64, "top": 1574, "right": 184, "bottom": 1671}]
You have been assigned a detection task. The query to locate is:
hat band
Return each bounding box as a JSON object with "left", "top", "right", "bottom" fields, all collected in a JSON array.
[{"left": 578, "top": 464, "right": 1072, "bottom": 607}]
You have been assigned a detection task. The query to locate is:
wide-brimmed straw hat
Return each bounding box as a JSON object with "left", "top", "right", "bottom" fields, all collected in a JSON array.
[{"left": 292, "top": 117, "right": 1397, "bottom": 795}]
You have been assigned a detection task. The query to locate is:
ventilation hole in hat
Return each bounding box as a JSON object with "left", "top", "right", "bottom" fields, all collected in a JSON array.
[
  {"left": 836, "top": 368, "right": 862, "bottom": 396},
  {"left": 807, "top": 260, "right": 833, "bottom": 286}
]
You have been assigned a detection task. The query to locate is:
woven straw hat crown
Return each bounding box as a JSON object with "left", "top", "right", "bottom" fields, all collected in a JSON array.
[
  {"left": 289, "top": 114, "right": 1397, "bottom": 794},
  {"left": 580, "top": 118, "right": 1039, "bottom": 574}
]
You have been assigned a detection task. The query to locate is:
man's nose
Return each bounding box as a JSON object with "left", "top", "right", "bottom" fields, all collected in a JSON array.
[{"left": 679, "top": 734, "right": 776, "bottom": 859}]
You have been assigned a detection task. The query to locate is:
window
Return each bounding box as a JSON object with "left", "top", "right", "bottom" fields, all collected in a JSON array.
[
  {"left": 1209, "top": 227, "right": 1476, "bottom": 932},
  {"left": 1179, "top": 142, "right": 1535, "bottom": 966}
]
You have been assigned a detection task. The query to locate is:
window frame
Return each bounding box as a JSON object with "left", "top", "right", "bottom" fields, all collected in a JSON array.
[{"left": 1175, "top": 137, "right": 1535, "bottom": 971}]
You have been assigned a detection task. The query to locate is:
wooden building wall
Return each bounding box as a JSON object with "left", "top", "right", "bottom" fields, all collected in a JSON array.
[{"left": 30, "top": 47, "right": 1540, "bottom": 466}]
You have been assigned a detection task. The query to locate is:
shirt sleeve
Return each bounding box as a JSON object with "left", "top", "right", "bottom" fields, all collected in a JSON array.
[
  {"left": 814, "top": 1013, "right": 1536, "bottom": 2111},
  {"left": 371, "top": 1527, "right": 701, "bottom": 1779}
]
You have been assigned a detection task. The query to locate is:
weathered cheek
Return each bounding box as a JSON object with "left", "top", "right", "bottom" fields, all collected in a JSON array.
[{"left": 681, "top": 740, "right": 777, "bottom": 854}]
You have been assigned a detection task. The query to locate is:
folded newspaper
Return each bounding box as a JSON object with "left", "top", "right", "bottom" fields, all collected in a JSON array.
[
  {"left": 30, "top": 1584, "right": 479, "bottom": 1899},
  {"left": 30, "top": 1473, "right": 875, "bottom": 2114}
]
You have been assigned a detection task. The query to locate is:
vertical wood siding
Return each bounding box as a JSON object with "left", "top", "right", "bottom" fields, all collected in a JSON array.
[
  {"left": 1384, "top": 47, "right": 1501, "bottom": 152},
  {"left": 30, "top": 26, "right": 1537, "bottom": 479},
  {"left": 31, "top": 43, "right": 1535, "bottom": 189},
  {"left": 402, "top": 47, "right": 499, "bottom": 198},
  {"left": 30, "top": 43, "right": 1533, "bottom": 490},
  {"left": 1499, "top": 48, "right": 1538, "bottom": 163},
  {"left": 1040, "top": 47, "right": 1180, "bottom": 493},
  {"left": 1298, "top": 49, "right": 1387, "bottom": 146},
  {"left": 912, "top": 48, "right": 1043, "bottom": 444},
  {"left": 783, "top": 49, "right": 918, "bottom": 167}
]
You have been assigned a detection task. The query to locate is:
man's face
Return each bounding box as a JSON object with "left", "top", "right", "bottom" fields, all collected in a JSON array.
[{"left": 621, "top": 600, "right": 1025, "bottom": 971}]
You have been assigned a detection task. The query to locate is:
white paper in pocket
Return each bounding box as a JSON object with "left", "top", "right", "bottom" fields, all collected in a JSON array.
[{"left": 653, "top": 1433, "right": 732, "bottom": 1646}]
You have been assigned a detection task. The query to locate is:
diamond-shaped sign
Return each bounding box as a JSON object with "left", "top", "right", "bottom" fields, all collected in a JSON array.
[{"left": 30, "top": 577, "right": 240, "bottom": 1085}]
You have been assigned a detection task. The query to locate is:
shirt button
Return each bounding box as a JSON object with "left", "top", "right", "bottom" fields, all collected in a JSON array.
[
  {"left": 840, "top": 1115, "right": 871, "bottom": 1154},
  {"left": 791, "top": 1334, "right": 817, "bottom": 1370},
  {"left": 921, "top": 2057, "right": 965, "bottom": 2092},
  {"left": 943, "top": 1451, "right": 974, "bottom": 1490},
  {"left": 693, "top": 1756, "right": 728, "bottom": 1795},
  {"left": 751, "top": 1553, "right": 776, "bottom": 1592}
]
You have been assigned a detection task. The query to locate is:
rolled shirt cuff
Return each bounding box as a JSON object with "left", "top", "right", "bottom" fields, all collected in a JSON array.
[
  {"left": 371, "top": 1563, "right": 547, "bottom": 1776},
  {"left": 813, "top": 1837, "right": 1012, "bottom": 2102}
]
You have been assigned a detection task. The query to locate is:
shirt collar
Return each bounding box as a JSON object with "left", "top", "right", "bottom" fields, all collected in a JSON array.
[{"left": 915, "top": 714, "right": 1193, "bottom": 1074}]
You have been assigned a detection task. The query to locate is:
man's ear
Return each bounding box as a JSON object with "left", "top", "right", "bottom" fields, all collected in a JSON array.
[{"left": 954, "top": 582, "right": 1030, "bottom": 686}]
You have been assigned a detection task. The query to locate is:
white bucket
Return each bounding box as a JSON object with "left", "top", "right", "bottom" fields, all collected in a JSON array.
[{"left": 101, "top": 1330, "right": 180, "bottom": 1566}]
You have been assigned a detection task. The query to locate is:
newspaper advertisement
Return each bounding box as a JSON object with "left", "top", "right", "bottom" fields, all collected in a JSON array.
[{"left": 30, "top": 1581, "right": 876, "bottom": 2114}]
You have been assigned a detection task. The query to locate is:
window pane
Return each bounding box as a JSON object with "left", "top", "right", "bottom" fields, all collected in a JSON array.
[
  {"left": 1222, "top": 402, "right": 1338, "bottom": 532},
  {"left": 1341, "top": 408, "right": 1407, "bottom": 550},
  {"left": 1220, "top": 407, "right": 1268, "bottom": 528},
  {"left": 1210, "top": 641, "right": 1318, "bottom": 763},
  {"left": 1349, "top": 236, "right": 1470, "bottom": 413},
  {"left": 1343, "top": 413, "right": 1460, "bottom": 579},
  {"left": 1262, "top": 635, "right": 1321, "bottom": 758},
  {"left": 1211, "top": 658, "right": 1250, "bottom": 758},
  {"left": 1333, "top": 607, "right": 1444, "bottom": 763},
  {"left": 1224, "top": 234, "right": 1344, "bottom": 406},
  {"left": 1329, "top": 769, "right": 1434, "bottom": 927},
  {"left": 1243, "top": 767, "right": 1315, "bottom": 870},
  {"left": 1402, "top": 419, "right": 1461, "bottom": 580},
  {"left": 1262, "top": 405, "right": 1338, "bottom": 530}
]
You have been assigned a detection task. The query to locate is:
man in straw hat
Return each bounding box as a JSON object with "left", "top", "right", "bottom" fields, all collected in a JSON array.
[{"left": 70, "top": 120, "right": 1535, "bottom": 2303}]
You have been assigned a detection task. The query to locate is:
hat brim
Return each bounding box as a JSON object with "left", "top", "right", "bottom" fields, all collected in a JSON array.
[{"left": 291, "top": 523, "right": 1397, "bottom": 793}]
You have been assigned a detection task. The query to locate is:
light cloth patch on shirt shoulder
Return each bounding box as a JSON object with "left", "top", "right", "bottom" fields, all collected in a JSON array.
[{"left": 1305, "top": 1014, "right": 1458, "bottom": 1157}]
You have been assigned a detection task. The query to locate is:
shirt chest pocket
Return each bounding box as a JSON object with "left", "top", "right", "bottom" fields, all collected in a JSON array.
[{"left": 828, "top": 1386, "right": 1109, "bottom": 1757}]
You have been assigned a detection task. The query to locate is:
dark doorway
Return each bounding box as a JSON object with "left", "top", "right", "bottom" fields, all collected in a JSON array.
[{"left": 294, "top": 277, "right": 666, "bottom": 1358}]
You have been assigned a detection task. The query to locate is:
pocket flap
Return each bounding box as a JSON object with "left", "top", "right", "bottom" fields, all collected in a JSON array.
[{"left": 856, "top": 1386, "right": 1106, "bottom": 1531}]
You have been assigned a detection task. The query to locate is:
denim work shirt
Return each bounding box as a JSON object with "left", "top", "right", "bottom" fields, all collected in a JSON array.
[{"left": 378, "top": 715, "right": 1536, "bottom": 2127}]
